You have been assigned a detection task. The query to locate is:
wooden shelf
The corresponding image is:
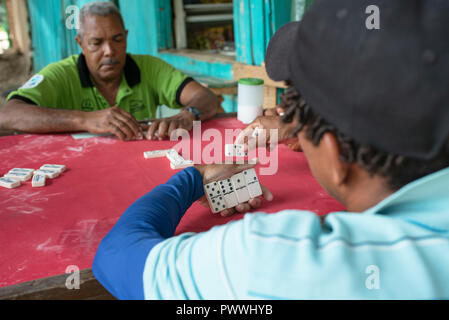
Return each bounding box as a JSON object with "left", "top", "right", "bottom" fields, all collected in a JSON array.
[
  {"left": 186, "top": 13, "right": 234, "bottom": 23},
  {"left": 184, "top": 3, "right": 233, "bottom": 13}
]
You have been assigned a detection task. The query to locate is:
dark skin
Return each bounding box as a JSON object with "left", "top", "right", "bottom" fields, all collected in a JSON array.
[
  {"left": 0, "top": 14, "right": 222, "bottom": 141},
  {"left": 199, "top": 120, "right": 395, "bottom": 216}
]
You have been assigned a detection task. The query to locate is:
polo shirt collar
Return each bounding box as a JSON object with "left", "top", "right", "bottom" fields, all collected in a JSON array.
[
  {"left": 363, "top": 166, "right": 449, "bottom": 231},
  {"left": 77, "top": 53, "right": 141, "bottom": 88}
]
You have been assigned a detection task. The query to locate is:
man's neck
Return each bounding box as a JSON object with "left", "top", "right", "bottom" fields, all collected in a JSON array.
[
  {"left": 93, "top": 74, "right": 122, "bottom": 91},
  {"left": 343, "top": 170, "right": 395, "bottom": 213},
  {"left": 92, "top": 75, "right": 122, "bottom": 106}
]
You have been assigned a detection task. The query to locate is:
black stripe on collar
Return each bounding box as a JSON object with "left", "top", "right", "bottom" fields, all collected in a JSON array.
[{"left": 77, "top": 54, "right": 141, "bottom": 88}]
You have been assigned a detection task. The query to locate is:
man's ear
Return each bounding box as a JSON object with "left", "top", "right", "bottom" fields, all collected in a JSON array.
[
  {"left": 75, "top": 35, "right": 82, "bottom": 48},
  {"left": 320, "top": 132, "right": 350, "bottom": 187}
]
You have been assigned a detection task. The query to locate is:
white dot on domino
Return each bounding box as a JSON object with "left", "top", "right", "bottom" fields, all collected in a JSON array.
[
  {"left": 225, "top": 144, "right": 248, "bottom": 157},
  {"left": 204, "top": 181, "right": 226, "bottom": 214},
  {"left": 243, "top": 169, "right": 263, "bottom": 198}
]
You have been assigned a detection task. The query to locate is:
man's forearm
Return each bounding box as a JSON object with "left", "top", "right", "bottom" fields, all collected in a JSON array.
[
  {"left": 181, "top": 82, "right": 221, "bottom": 121},
  {"left": 0, "top": 99, "right": 87, "bottom": 133},
  {"left": 189, "top": 91, "right": 220, "bottom": 121},
  {"left": 92, "top": 167, "right": 205, "bottom": 299}
]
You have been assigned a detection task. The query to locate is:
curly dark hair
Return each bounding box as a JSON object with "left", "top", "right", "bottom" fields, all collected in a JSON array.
[{"left": 280, "top": 87, "right": 449, "bottom": 191}]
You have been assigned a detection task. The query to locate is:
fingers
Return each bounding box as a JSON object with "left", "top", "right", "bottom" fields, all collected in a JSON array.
[
  {"left": 235, "top": 123, "right": 259, "bottom": 145},
  {"left": 168, "top": 120, "right": 179, "bottom": 138},
  {"left": 276, "top": 107, "right": 286, "bottom": 117},
  {"left": 108, "top": 118, "right": 132, "bottom": 141},
  {"left": 157, "top": 120, "right": 170, "bottom": 140},
  {"left": 107, "top": 107, "right": 142, "bottom": 141},
  {"left": 261, "top": 184, "right": 274, "bottom": 202},
  {"left": 146, "top": 120, "right": 179, "bottom": 140},
  {"left": 264, "top": 108, "right": 278, "bottom": 117},
  {"left": 113, "top": 107, "right": 143, "bottom": 138},
  {"left": 217, "top": 185, "right": 273, "bottom": 217},
  {"left": 220, "top": 208, "right": 236, "bottom": 218},
  {"left": 109, "top": 117, "right": 139, "bottom": 141},
  {"left": 108, "top": 123, "right": 128, "bottom": 141},
  {"left": 220, "top": 197, "right": 262, "bottom": 217},
  {"left": 147, "top": 121, "right": 159, "bottom": 140}
]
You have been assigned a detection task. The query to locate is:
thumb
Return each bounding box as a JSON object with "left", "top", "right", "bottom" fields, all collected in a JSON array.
[
  {"left": 261, "top": 184, "right": 274, "bottom": 202},
  {"left": 235, "top": 124, "right": 259, "bottom": 145}
]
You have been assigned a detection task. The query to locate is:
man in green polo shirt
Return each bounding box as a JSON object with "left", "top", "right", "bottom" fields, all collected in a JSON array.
[{"left": 0, "top": 2, "right": 221, "bottom": 141}]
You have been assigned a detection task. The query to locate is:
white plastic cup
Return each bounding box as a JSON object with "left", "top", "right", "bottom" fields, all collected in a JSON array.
[{"left": 237, "top": 78, "right": 264, "bottom": 124}]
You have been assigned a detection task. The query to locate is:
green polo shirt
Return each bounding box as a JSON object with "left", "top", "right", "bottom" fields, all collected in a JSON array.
[{"left": 7, "top": 54, "right": 192, "bottom": 121}]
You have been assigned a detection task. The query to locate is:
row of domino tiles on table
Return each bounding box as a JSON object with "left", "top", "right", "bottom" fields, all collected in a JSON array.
[
  {"left": 143, "top": 126, "right": 265, "bottom": 170},
  {"left": 0, "top": 165, "right": 66, "bottom": 189},
  {"left": 144, "top": 149, "right": 194, "bottom": 170}
]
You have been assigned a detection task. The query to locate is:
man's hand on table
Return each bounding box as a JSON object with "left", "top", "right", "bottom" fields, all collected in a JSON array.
[
  {"left": 143, "top": 110, "right": 195, "bottom": 141},
  {"left": 195, "top": 163, "right": 274, "bottom": 217},
  {"left": 82, "top": 106, "right": 144, "bottom": 141}
]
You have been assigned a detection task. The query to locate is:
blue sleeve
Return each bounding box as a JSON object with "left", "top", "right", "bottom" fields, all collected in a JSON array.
[{"left": 92, "top": 167, "right": 205, "bottom": 300}]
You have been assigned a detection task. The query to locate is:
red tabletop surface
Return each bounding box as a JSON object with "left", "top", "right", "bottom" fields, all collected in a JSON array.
[{"left": 0, "top": 118, "right": 345, "bottom": 288}]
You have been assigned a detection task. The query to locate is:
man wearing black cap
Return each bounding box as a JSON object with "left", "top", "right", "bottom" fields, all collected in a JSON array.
[{"left": 92, "top": 0, "right": 449, "bottom": 300}]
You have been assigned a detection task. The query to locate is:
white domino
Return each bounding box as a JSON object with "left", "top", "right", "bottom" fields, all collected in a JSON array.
[
  {"left": 170, "top": 160, "right": 194, "bottom": 170},
  {"left": 0, "top": 177, "right": 21, "bottom": 189},
  {"left": 252, "top": 127, "right": 262, "bottom": 138},
  {"left": 243, "top": 169, "right": 263, "bottom": 198},
  {"left": 34, "top": 169, "right": 59, "bottom": 179},
  {"left": 225, "top": 144, "right": 248, "bottom": 157},
  {"left": 166, "top": 150, "right": 185, "bottom": 165},
  {"left": 144, "top": 150, "right": 170, "bottom": 159},
  {"left": 9, "top": 168, "right": 34, "bottom": 175},
  {"left": 32, "top": 174, "right": 46, "bottom": 187},
  {"left": 218, "top": 178, "right": 239, "bottom": 209},
  {"left": 4, "top": 171, "right": 32, "bottom": 181},
  {"left": 40, "top": 164, "right": 66, "bottom": 173},
  {"left": 204, "top": 181, "right": 227, "bottom": 214},
  {"left": 231, "top": 172, "right": 251, "bottom": 203}
]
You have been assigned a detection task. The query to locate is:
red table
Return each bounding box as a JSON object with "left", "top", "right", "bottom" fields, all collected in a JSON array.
[{"left": 0, "top": 118, "right": 345, "bottom": 288}]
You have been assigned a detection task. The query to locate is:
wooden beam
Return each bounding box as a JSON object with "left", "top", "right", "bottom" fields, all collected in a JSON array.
[
  {"left": 232, "top": 62, "right": 288, "bottom": 89},
  {"left": 0, "top": 269, "right": 115, "bottom": 300},
  {"left": 264, "top": 86, "right": 278, "bottom": 109}
]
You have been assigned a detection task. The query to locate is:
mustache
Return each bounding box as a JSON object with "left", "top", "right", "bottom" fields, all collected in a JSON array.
[{"left": 100, "top": 59, "right": 120, "bottom": 67}]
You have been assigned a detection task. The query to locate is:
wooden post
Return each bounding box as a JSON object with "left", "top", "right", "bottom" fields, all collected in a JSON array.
[
  {"left": 173, "top": 0, "right": 187, "bottom": 49},
  {"left": 5, "top": 0, "right": 30, "bottom": 56}
]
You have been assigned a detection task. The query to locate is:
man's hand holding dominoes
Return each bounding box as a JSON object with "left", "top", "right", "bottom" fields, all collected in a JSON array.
[
  {"left": 236, "top": 115, "right": 302, "bottom": 152},
  {"left": 195, "top": 163, "right": 274, "bottom": 217}
]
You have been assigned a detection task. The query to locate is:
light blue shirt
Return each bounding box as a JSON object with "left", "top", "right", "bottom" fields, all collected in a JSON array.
[
  {"left": 93, "top": 166, "right": 449, "bottom": 300},
  {"left": 142, "top": 167, "right": 449, "bottom": 300}
]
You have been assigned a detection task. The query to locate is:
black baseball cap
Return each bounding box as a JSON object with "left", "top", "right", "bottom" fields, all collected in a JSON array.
[{"left": 266, "top": 0, "right": 449, "bottom": 160}]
